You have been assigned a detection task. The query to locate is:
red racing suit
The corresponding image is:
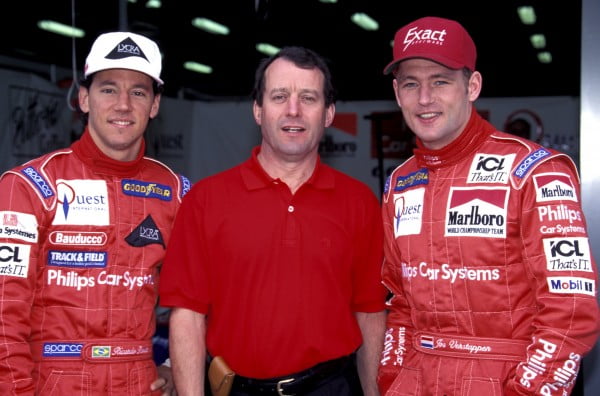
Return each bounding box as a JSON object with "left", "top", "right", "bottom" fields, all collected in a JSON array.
[
  {"left": 378, "top": 110, "right": 599, "bottom": 396},
  {"left": 0, "top": 129, "right": 190, "bottom": 395}
]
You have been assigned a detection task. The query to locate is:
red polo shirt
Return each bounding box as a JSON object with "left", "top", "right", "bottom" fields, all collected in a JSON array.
[{"left": 159, "top": 146, "right": 386, "bottom": 378}]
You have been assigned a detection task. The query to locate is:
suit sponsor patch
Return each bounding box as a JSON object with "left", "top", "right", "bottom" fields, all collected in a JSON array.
[
  {"left": 445, "top": 187, "right": 509, "bottom": 238},
  {"left": 547, "top": 276, "right": 595, "bottom": 296},
  {"left": 122, "top": 179, "right": 172, "bottom": 201},
  {"left": 514, "top": 148, "right": 551, "bottom": 178},
  {"left": 21, "top": 166, "right": 54, "bottom": 198},
  {"left": 48, "top": 250, "right": 107, "bottom": 268},
  {"left": 393, "top": 169, "right": 428, "bottom": 192},
  {"left": 0, "top": 243, "right": 30, "bottom": 278},
  {"left": 533, "top": 173, "right": 577, "bottom": 202},
  {"left": 543, "top": 237, "right": 592, "bottom": 272},
  {"left": 393, "top": 188, "right": 425, "bottom": 237},
  {"left": 0, "top": 211, "right": 38, "bottom": 242},
  {"left": 467, "top": 153, "right": 515, "bottom": 184},
  {"left": 125, "top": 215, "right": 165, "bottom": 247},
  {"left": 42, "top": 342, "right": 83, "bottom": 357},
  {"left": 52, "top": 180, "right": 109, "bottom": 225},
  {"left": 49, "top": 231, "right": 107, "bottom": 246}
]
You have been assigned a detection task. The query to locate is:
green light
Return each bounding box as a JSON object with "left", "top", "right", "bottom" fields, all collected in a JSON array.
[
  {"left": 192, "top": 18, "right": 230, "bottom": 35},
  {"left": 530, "top": 34, "right": 546, "bottom": 49},
  {"left": 517, "top": 6, "right": 536, "bottom": 25},
  {"left": 256, "top": 43, "right": 281, "bottom": 56},
  {"left": 350, "top": 12, "right": 379, "bottom": 31},
  {"left": 537, "top": 52, "right": 552, "bottom": 64},
  {"left": 37, "top": 20, "right": 85, "bottom": 38},
  {"left": 184, "top": 61, "right": 213, "bottom": 74},
  {"left": 146, "top": 0, "right": 161, "bottom": 8}
]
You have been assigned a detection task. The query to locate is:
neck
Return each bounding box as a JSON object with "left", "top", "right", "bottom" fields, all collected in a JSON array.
[{"left": 257, "top": 147, "right": 317, "bottom": 194}]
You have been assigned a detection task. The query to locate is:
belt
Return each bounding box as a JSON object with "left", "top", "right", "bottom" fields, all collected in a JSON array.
[
  {"left": 30, "top": 339, "right": 153, "bottom": 363},
  {"left": 232, "top": 355, "right": 352, "bottom": 396},
  {"left": 413, "top": 331, "right": 529, "bottom": 361}
]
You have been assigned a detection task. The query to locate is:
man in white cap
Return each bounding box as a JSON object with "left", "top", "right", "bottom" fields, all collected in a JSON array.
[
  {"left": 378, "top": 16, "right": 599, "bottom": 395},
  {"left": 0, "top": 31, "right": 188, "bottom": 395}
]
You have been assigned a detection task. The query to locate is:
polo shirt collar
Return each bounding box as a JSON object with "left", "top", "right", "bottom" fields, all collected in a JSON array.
[{"left": 240, "top": 146, "right": 335, "bottom": 191}]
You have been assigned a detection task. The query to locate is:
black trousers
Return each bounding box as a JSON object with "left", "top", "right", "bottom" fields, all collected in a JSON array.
[{"left": 205, "top": 356, "right": 364, "bottom": 396}]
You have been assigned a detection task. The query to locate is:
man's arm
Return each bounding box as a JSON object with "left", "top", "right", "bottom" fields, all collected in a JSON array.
[
  {"left": 169, "top": 307, "right": 206, "bottom": 396},
  {"left": 355, "top": 310, "right": 387, "bottom": 396}
]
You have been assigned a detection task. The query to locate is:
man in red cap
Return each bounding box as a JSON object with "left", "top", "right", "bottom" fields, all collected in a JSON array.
[{"left": 378, "top": 16, "right": 599, "bottom": 396}]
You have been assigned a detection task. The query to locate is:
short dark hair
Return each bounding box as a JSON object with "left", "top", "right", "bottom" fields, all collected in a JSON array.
[{"left": 252, "top": 46, "right": 336, "bottom": 107}]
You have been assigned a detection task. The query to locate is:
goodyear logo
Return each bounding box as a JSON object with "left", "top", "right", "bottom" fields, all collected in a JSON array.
[
  {"left": 394, "top": 169, "right": 429, "bottom": 192},
  {"left": 92, "top": 346, "right": 111, "bottom": 358},
  {"left": 122, "top": 179, "right": 172, "bottom": 201}
]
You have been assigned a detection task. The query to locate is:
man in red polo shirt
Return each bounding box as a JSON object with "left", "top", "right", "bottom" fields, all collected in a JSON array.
[{"left": 159, "top": 46, "right": 387, "bottom": 395}]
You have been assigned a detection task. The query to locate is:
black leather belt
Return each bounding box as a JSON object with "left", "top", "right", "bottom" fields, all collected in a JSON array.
[{"left": 231, "top": 354, "right": 353, "bottom": 395}]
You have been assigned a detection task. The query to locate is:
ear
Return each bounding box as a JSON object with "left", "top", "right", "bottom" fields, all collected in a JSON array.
[
  {"left": 467, "top": 71, "right": 482, "bottom": 102},
  {"left": 252, "top": 101, "right": 262, "bottom": 125},
  {"left": 78, "top": 86, "right": 90, "bottom": 113},
  {"left": 324, "top": 103, "right": 335, "bottom": 127},
  {"left": 149, "top": 94, "right": 161, "bottom": 119},
  {"left": 392, "top": 79, "right": 402, "bottom": 109}
]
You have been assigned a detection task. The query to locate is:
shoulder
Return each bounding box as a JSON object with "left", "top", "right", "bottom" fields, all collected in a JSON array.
[
  {"left": 322, "top": 163, "right": 376, "bottom": 196},
  {"left": 141, "top": 157, "right": 192, "bottom": 201},
  {"left": 0, "top": 148, "right": 73, "bottom": 204},
  {"left": 485, "top": 132, "right": 578, "bottom": 188}
]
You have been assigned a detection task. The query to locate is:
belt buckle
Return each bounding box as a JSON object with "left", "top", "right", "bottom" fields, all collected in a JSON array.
[{"left": 276, "top": 377, "right": 295, "bottom": 396}]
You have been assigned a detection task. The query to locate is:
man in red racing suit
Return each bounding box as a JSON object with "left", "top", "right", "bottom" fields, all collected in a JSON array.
[
  {"left": 0, "top": 32, "right": 189, "bottom": 395},
  {"left": 378, "top": 16, "right": 599, "bottom": 396}
]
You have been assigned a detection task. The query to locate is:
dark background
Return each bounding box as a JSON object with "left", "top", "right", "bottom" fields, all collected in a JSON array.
[{"left": 0, "top": 0, "right": 582, "bottom": 101}]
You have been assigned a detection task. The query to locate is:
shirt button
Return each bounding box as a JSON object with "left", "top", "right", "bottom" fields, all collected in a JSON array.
[{"left": 288, "top": 205, "right": 294, "bottom": 213}]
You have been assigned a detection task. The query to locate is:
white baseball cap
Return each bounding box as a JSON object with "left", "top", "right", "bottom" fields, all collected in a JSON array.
[{"left": 84, "top": 32, "right": 163, "bottom": 85}]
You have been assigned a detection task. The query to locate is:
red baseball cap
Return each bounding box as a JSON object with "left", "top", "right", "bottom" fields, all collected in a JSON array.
[{"left": 383, "top": 16, "right": 476, "bottom": 75}]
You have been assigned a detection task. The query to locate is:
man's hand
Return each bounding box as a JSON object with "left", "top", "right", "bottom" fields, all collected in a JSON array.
[{"left": 151, "top": 363, "right": 177, "bottom": 396}]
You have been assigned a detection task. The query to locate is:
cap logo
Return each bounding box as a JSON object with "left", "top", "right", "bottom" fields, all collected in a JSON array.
[
  {"left": 106, "top": 37, "right": 149, "bottom": 62},
  {"left": 403, "top": 26, "right": 447, "bottom": 51}
]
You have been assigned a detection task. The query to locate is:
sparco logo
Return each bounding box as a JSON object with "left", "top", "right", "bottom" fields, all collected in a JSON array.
[
  {"left": 43, "top": 342, "right": 83, "bottom": 357},
  {"left": 49, "top": 231, "right": 107, "bottom": 246},
  {"left": 21, "top": 166, "right": 53, "bottom": 198},
  {"left": 514, "top": 148, "right": 550, "bottom": 178},
  {"left": 403, "top": 26, "right": 447, "bottom": 51}
]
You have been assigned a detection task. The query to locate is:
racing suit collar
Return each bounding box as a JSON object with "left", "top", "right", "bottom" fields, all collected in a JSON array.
[
  {"left": 71, "top": 128, "right": 146, "bottom": 176},
  {"left": 413, "top": 107, "right": 495, "bottom": 169}
]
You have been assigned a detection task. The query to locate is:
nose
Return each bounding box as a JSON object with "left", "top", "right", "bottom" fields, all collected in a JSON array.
[
  {"left": 114, "top": 91, "right": 132, "bottom": 111},
  {"left": 418, "top": 85, "right": 434, "bottom": 106},
  {"left": 286, "top": 96, "right": 300, "bottom": 117}
]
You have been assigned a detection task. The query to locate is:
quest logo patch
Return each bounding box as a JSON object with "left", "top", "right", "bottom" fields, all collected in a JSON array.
[{"left": 393, "top": 188, "right": 425, "bottom": 237}]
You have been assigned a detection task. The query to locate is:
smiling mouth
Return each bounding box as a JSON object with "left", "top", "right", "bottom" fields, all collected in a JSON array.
[
  {"left": 111, "top": 120, "right": 134, "bottom": 126},
  {"left": 282, "top": 126, "right": 305, "bottom": 132},
  {"left": 418, "top": 112, "right": 440, "bottom": 119}
]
